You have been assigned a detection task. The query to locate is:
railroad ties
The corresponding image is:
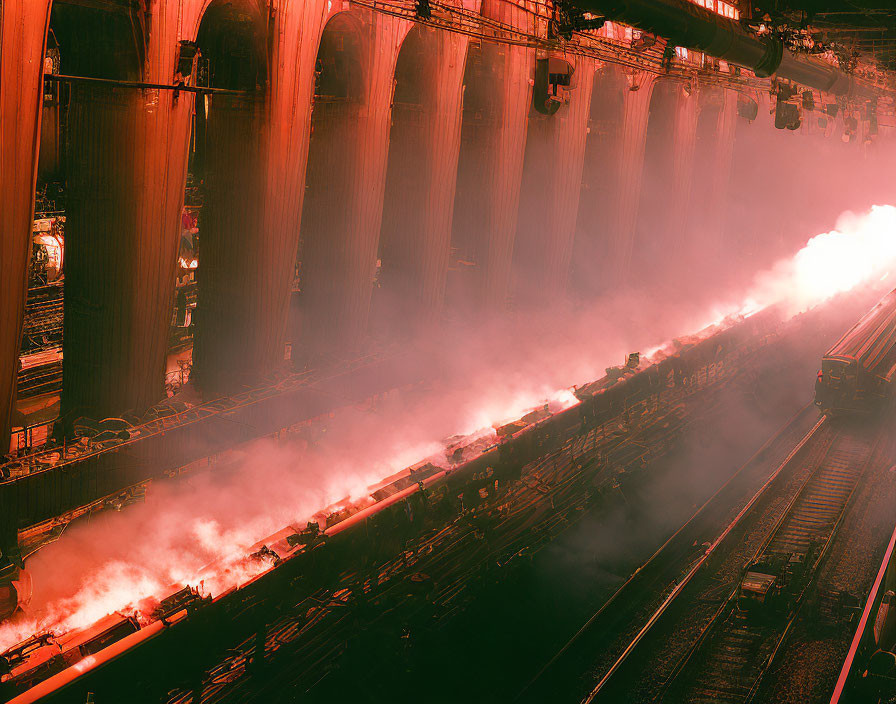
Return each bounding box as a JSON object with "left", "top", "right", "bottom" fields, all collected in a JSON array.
[{"left": 665, "top": 430, "right": 873, "bottom": 704}]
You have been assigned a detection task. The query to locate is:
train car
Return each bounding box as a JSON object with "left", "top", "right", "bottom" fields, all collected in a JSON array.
[
  {"left": 0, "top": 613, "right": 139, "bottom": 696},
  {"left": 815, "top": 288, "right": 896, "bottom": 414},
  {"left": 0, "top": 307, "right": 780, "bottom": 701}
]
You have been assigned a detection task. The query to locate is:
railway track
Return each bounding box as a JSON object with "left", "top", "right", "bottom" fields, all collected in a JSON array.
[
  {"left": 663, "top": 431, "right": 872, "bottom": 703},
  {"left": 585, "top": 420, "right": 879, "bottom": 704},
  {"left": 517, "top": 404, "right": 823, "bottom": 702}
]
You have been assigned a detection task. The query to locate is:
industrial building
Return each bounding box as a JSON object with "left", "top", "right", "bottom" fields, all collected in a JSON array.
[{"left": 2, "top": 0, "right": 896, "bottom": 702}]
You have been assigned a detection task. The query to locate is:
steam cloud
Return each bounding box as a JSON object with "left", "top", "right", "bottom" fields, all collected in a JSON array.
[{"left": 3, "top": 201, "right": 895, "bottom": 652}]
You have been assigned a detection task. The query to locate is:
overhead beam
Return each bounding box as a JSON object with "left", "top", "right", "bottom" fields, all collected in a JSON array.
[{"left": 575, "top": 0, "right": 880, "bottom": 97}]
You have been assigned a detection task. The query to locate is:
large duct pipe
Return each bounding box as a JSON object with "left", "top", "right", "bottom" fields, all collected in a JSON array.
[{"left": 579, "top": 0, "right": 875, "bottom": 98}]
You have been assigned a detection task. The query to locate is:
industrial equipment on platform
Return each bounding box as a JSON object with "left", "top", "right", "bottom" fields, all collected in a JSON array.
[{"left": 533, "top": 55, "right": 575, "bottom": 115}]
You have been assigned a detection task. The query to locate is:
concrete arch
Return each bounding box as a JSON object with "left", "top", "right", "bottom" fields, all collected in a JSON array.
[
  {"left": 191, "top": 0, "right": 274, "bottom": 391},
  {"left": 629, "top": 76, "right": 696, "bottom": 291},
  {"left": 186, "top": 0, "right": 267, "bottom": 43},
  {"left": 48, "top": 1, "right": 145, "bottom": 80},
  {"left": 314, "top": 11, "right": 368, "bottom": 95},
  {"left": 195, "top": 0, "right": 269, "bottom": 89},
  {"left": 295, "top": 9, "right": 376, "bottom": 364},
  {"left": 570, "top": 62, "right": 629, "bottom": 301},
  {"left": 373, "top": 22, "right": 468, "bottom": 338},
  {"left": 604, "top": 68, "right": 656, "bottom": 283},
  {"left": 683, "top": 84, "right": 737, "bottom": 285}
]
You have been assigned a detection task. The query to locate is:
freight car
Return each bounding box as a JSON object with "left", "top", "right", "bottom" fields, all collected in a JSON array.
[
  {"left": 0, "top": 309, "right": 777, "bottom": 703},
  {"left": 815, "top": 288, "right": 896, "bottom": 414}
]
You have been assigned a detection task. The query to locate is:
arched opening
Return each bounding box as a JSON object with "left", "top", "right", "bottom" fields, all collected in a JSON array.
[
  {"left": 48, "top": 3, "right": 144, "bottom": 80},
  {"left": 191, "top": 0, "right": 269, "bottom": 391},
  {"left": 629, "top": 79, "right": 681, "bottom": 289},
  {"left": 45, "top": 2, "right": 147, "bottom": 427},
  {"left": 446, "top": 39, "right": 497, "bottom": 316},
  {"left": 569, "top": 64, "right": 627, "bottom": 301},
  {"left": 295, "top": 13, "right": 367, "bottom": 364},
  {"left": 20, "top": 28, "right": 65, "bottom": 403},
  {"left": 683, "top": 87, "right": 728, "bottom": 285},
  {"left": 374, "top": 24, "right": 445, "bottom": 339}
]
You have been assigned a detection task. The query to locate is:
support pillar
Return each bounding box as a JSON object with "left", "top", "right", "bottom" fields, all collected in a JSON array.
[
  {"left": 629, "top": 77, "right": 699, "bottom": 288},
  {"left": 481, "top": 42, "right": 532, "bottom": 310},
  {"left": 570, "top": 64, "right": 628, "bottom": 300},
  {"left": 690, "top": 86, "right": 737, "bottom": 268},
  {"left": 60, "top": 4, "right": 194, "bottom": 424},
  {"left": 667, "top": 83, "right": 699, "bottom": 254},
  {"left": 0, "top": 1, "right": 50, "bottom": 447}
]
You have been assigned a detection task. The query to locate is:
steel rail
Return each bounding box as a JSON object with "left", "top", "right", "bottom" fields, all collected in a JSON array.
[
  {"left": 744, "top": 442, "right": 874, "bottom": 704},
  {"left": 830, "top": 523, "right": 896, "bottom": 703}
]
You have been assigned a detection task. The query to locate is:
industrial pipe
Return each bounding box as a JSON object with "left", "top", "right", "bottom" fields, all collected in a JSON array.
[{"left": 576, "top": 0, "right": 876, "bottom": 98}]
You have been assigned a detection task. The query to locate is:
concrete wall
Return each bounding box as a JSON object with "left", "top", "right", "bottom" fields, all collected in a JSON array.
[{"left": 5, "top": 0, "right": 843, "bottom": 446}]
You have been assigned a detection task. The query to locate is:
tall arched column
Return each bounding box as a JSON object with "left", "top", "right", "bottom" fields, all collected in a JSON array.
[
  {"left": 667, "top": 82, "right": 698, "bottom": 254},
  {"left": 375, "top": 25, "right": 469, "bottom": 335},
  {"left": 132, "top": 1, "right": 196, "bottom": 410},
  {"left": 257, "top": 0, "right": 329, "bottom": 374},
  {"left": 712, "top": 88, "right": 738, "bottom": 237},
  {"left": 512, "top": 56, "right": 597, "bottom": 305},
  {"left": 0, "top": 1, "right": 50, "bottom": 446},
  {"left": 480, "top": 41, "right": 532, "bottom": 310},
  {"left": 297, "top": 10, "right": 409, "bottom": 363},
  {"left": 57, "top": 3, "right": 195, "bottom": 424}
]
